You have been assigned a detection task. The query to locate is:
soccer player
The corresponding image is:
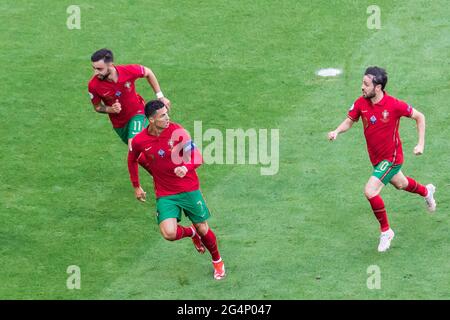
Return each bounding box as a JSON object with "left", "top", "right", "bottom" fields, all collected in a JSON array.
[
  {"left": 87, "top": 48, "right": 171, "bottom": 151},
  {"left": 328, "top": 66, "right": 436, "bottom": 252},
  {"left": 127, "top": 100, "right": 226, "bottom": 280}
]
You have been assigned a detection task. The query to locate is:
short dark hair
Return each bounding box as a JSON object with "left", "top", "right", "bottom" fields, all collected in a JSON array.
[
  {"left": 91, "top": 48, "right": 114, "bottom": 63},
  {"left": 365, "top": 66, "right": 388, "bottom": 90},
  {"left": 145, "top": 100, "right": 166, "bottom": 118}
]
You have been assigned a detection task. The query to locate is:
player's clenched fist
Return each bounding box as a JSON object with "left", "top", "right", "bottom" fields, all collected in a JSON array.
[
  {"left": 111, "top": 99, "right": 122, "bottom": 113},
  {"left": 328, "top": 131, "right": 338, "bottom": 141},
  {"left": 174, "top": 166, "right": 188, "bottom": 178},
  {"left": 134, "top": 186, "right": 146, "bottom": 202},
  {"left": 413, "top": 144, "right": 424, "bottom": 155}
]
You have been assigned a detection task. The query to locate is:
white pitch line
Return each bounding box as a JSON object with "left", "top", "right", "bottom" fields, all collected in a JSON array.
[{"left": 317, "top": 68, "right": 342, "bottom": 77}]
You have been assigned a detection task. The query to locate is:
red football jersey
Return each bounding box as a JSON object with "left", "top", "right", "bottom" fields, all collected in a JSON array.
[
  {"left": 347, "top": 93, "right": 414, "bottom": 166},
  {"left": 88, "top": 64, "right": 146, "bottom": 128},
  {"left": 128, "top": 122, "right": 202, "bottom": 198}
]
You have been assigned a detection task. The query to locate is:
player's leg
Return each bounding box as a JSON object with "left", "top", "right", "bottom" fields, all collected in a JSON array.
[
  {"left": 390, "top": 170, "right": 436, "bottom": 212},
  {"left": 193, "top": 220, "right": 225, "bottom": 280},
  {"left": 182, "top": 190, "right": 226, "bottom": 280},
  {"left": 366, "top": 160, "right": 397, "bottom": 252},
  {"left": 124, "top": 114, "right": 150, "bottom": 167},
  {"left": 157, "top": 196, "right": 194, "bottom": 241},
  {"left": 112, "top": 123, "right": 153, "bottom": 169},
  {"left": 193, "top": 221, "right": 220, "bottom": 262},
  {"left": 159, "top": 218, "right": 195, "bottom": 241},
  {"left": 365, "top": 175, "right": 388, "bottom": 232},
  {"left": 389, "top": 170, "right": 408, "bottom": 189},
  {"left": 112, "top": 120, "right": 150, "bottom": 167},
  {"left": 126, "top": 114, "right": 147, "bottom": 151},
  {"left": 113, "top": 125, "right": 129, "bottom": 145}
]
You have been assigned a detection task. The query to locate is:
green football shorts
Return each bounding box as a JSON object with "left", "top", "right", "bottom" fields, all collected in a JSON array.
[
  {"left": 113, "top": 114, "right": 148, "bottom": 144},
  {"left": 372, "top": 160, "right": 402, "bottom": 185},
  {"left": 156, "top": 190, "right": 211, "bottom": 225}
]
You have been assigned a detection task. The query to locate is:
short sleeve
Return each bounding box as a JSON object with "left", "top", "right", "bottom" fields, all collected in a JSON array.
[
  {"left": 347, "top": 100, "right": 361, "bottom": 122},
  {"left": 88, "top": 82, "right": 101, "bottom": 105},
  {"left": 395, "top": 99, "right": 414, "bottom": 118},
  {"left": 124, "top": 64, "right": 145, "bottom": 80}
]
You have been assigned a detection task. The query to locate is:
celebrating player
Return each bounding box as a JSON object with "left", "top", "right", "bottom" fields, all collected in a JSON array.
[
  {"left": 328, "top": 66, "right": 436, "bottom": 252},
  {"left": 127, "top": 100, "right": 226, "bottom": 280},
  {"left": 87, "top": 48, "right": 171, "bottom": 151}
]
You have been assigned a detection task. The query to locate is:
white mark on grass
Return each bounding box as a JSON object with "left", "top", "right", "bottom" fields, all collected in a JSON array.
[
  {"left": 316, "top": 68, "right": 342, "bottom": 77},
  {"left": 367, "top": 265, "right": 381, "bottom": 289},
  {"left": 66, "top": 5, "right": 81, "bottom": 30}
]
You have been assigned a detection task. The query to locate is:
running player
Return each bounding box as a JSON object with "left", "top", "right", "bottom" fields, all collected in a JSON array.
[
  {"left": 88, "top": 48, "right": 170, "bottom": 151},
  {"left": 328, "top": 66, "right": 436, "bottom": 252},
  {"left": 128, "top": 100, "right": 226, "bottom": 280}
]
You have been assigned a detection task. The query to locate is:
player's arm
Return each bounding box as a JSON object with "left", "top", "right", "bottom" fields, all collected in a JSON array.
[
  {"left": 174, "top": 143, "right": 203, "bottom": 178},
  {"left": 173, "top": 128, "right": 203, "bottom": 178},
  {"left": 127, "top": 142, "right": 146, "bottom": 202},
  {"left": 410, "top": 109, "right": 426, "bottom": 155},
  {"left": 88, "top": 84, "right": 121, "bottom": 114},
  {"left": 181, "top": 130, "right": 203, "bottom": 171},
  {"left": 93, "top": 101, "right": 121, "bottom": 114},
  {"left": 328, "top": 118, "right": 354, "bottom": 140},
  {"left": 142, "top": 66, "right": 171, "bottom": 109}
]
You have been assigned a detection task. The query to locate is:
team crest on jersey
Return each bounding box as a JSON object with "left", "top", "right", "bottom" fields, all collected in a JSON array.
[
  {"left": 370, "top": 115, "right": 377, "bottom": 124},
  {"left": 168, "top": 140, "right": 174, "bottom": 150},
  {"left": 124, "top": 81, "right": 131, "bottom": 90},
  {"left": 381, "top": 110, "right": 389, "bottom": 123},
  {"left": 158, "top": 149, "right": 165, "bottom": 157}
]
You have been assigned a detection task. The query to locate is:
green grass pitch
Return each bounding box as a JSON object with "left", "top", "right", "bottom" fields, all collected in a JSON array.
[{"left": 0, "top": 0, "right": 449, "bottom": 299}]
